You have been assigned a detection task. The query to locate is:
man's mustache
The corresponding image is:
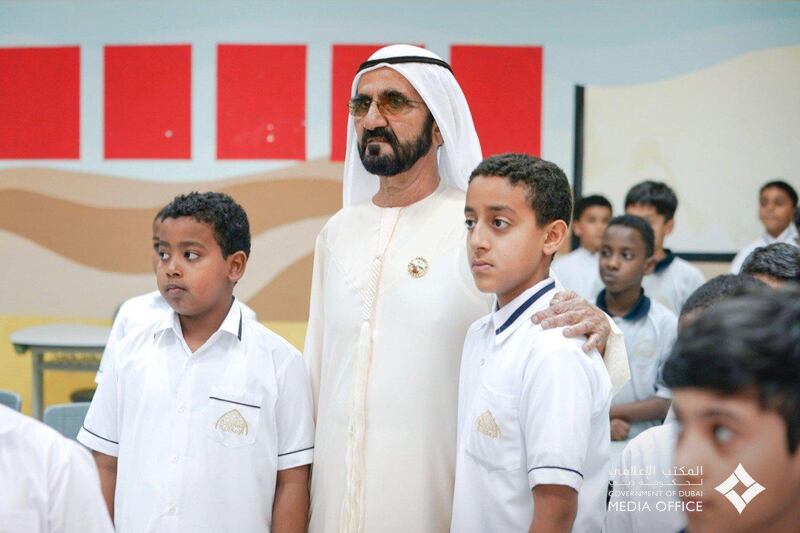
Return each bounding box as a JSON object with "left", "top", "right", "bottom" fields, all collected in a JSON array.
[{"left": 360, "top": 127, "right": 399, "bottom": 148}]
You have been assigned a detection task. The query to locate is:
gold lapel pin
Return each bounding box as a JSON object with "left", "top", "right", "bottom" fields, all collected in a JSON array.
[{"left": 408, "top": 257, "right": 429, "bottom": 278}]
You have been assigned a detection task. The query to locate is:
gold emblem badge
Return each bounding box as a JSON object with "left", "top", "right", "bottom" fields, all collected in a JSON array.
[
  {"left": 408, "top": 257, "right": 429, "bottom": 278},
  {"left": 215, "top": 409, "right": 248, "bottom": 436},
  {"left": 476, "top": 410, "right": 501, "bottom": 439}
]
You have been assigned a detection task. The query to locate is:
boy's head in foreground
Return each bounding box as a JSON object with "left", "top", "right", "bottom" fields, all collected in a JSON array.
[
  {"left": 155, "top": 192, "right": 250, "bottom": 320},
  {"left": 624, "top": 180, "right": 677, "bottom": 256},
  {"left": 740, "top": 242, "right": 800, "bottom": 288},
  {"left": 664, "top": 288, "right": 800, "bottom": 533},
  {"left": 758, "top": 180, "right": 797, "bottom": 238},
  {"left": 598, "top": 215, "right": 655, "bottom": 298},
  {"left": 677, "top": 274, "right": 767, "bottom": 332},
  {"left": 572, "top": 195, "right": 612, "bottom": 253},
  {"left": 465, "top": 153, "right": 572, "bottom": 307}
]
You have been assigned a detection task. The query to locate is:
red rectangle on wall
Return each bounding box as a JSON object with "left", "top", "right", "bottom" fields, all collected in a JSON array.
[
  {"left": 0, "top": 47, "right": 80, "bottom": 159},
  {"left": 217, "top": 45, "right": 306, "bottom": 160},
  {"left": 104, "top": 45, "right": 191, "bottom": 159},
  {"left": 450, "top": 45, "right": 542, "bottom": 157},
  {"left": 330, "top": 44, "right": 387, "bottom": 162}
]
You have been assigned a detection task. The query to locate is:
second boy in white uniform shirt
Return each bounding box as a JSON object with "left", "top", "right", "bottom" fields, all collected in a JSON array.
[
  {"left": 453, "top": 278, "right": 612, "bottom": 533},
  {"left": 453, "top": 154, "right": 612, "bottom": 532}
]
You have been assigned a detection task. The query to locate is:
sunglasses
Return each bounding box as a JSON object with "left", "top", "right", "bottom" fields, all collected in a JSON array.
[{"left": 348, "top": 92, "right": 424, "bottom": 118}]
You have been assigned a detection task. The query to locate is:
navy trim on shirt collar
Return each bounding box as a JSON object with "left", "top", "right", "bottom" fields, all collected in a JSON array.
[
  {"left": 495, "top": 281, "right": 556, "bottom": 336},
  {"left": 237, "top": 304, "right": 242, "bottom": 341},
  {"left": 596, "top": 288, "right": 651, "bottom": 321},
  {"left": 654, "top": 249, "right": 676, "bottom": 273}
]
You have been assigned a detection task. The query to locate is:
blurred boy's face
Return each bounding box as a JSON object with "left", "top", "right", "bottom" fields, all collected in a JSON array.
[
  {"left": 574, "top": 205, "right": 612, "bottom": 253},
  {"left": 155, "top": 216, "right": 245, "bottom": 319},
  {"left": 673, "top": 388, "right": 800, "bottom": 533},
  {"left": 598, "top": 225, "right": 655, "bottom": 294},
  {"left": 625, "top": 203, "right": 673, "bottom": 253},
  {"left": 465, "top": 175, "right": 566, "bottom": 307},
  {"left": 759, "top": 187, "right": 795, "bottom": 238}
]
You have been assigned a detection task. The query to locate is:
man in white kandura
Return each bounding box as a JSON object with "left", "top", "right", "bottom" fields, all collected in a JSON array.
[{"left": 304, "top": 44, "right": 630, "bottom": 533}]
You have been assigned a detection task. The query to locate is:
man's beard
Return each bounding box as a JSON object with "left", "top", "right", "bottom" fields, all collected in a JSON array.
[{"left": 357, "top": 113, "right": 435, "bottom": 177}]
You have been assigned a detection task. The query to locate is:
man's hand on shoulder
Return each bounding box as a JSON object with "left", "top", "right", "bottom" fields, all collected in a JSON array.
[{"left": 532, "top": 290, "right": 610, "bottom": 354}]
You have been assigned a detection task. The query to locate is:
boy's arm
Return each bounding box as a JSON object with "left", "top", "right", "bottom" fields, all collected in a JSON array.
[
  {"left": 272, "top": 465, "right": 310, "bottom": 533},
  {"left": 521, "top": 349, "right": 596, "bottom": 530},
  {"left": 92, "top": 450, "right": 118, "bottom": 522},
  {"left": 611, "top": 396, "right": 671, "bottom": 422},
  {"left": 529, "top": 485, "right": 577, "bottom": 533}
]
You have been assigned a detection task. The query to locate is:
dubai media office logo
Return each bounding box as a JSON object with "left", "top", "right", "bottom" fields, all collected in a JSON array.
[{"left": 714, "top": 463, "right": 765, "bottom": 514}]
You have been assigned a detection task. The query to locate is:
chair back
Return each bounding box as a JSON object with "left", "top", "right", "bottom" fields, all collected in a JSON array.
[
  {"left": 43, "top": 402, "right": 91, "bottom": 440},
  {"left": 0, "top": 390, "right": 22, "bottom": 411}
]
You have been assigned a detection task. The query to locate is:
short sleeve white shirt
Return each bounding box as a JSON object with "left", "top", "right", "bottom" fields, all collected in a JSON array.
[
  {"left": 552, "top": 247, "right": 603, "bottom": 301},
  {"left": 78, "top": 299, "right": 313, "bottom": 533},
  {"left": 641, "top": 252, "right": 704, "bottom": 315},
  {"left": 605, "top": 422, "right": 687, "bottom": 533},
  {"left": 96, "top": 290, "right": 257, "bottom": 383},
  {"left": 597, "top": 291, "right": 677, "bottom": 440},
  {"left": 729, "top": 224, "right": 799, "bottom": 274},
  {"left": 452, "top": 278, "right": 612, "bottom": 533},
  {"left": 0, "top": 405, "right": 114, "bottom": 533}
]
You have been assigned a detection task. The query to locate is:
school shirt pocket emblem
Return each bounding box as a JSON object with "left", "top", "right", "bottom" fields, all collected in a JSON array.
[
  {"left": 215, "top": 409, "right": 248, "bottom": 436},
  {"left": 476, "top": 409, "right": 501, "bottom": 439},
  {"left": 206, "top": 391, "right": 262, "bottom": 448}
]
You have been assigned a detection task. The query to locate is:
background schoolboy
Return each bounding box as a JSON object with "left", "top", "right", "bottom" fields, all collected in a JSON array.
[
  {"left": 552, "top": 194, "right": 612, "bottom": 300},
  {"left": 624, "top": 181, "right": 704, "bottom": 314},
  {"left": 597, "top": 215, "right": 676, "bottom": 442}
]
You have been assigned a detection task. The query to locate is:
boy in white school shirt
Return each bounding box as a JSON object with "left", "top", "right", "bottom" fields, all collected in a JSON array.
[
  {"left": 452, "top": 154, "right": 612, "bottom": 533},
  {"left": 552, "top": 194, "right": 612, "bottom": 301},
  {"left": 730, "top": 180, "right": 798, "bottom": 274},
  {"left": 78, "top": 192, "right": 313, "bottom": 533},
  {"left": 95, "top": 214, "right": 256, "bottom": 384},
  {"left": 625, "top": 181, "right": 704, "bottom": 315},
  {"left": 596, "top": 215, "right": 676, "bottom": 442}
]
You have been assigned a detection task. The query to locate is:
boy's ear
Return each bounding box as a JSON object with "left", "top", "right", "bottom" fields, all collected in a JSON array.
[
  {"left": 543, "top": 220, "right": 569, "bottom": 256},
  {"left": 227, "top": 251, "right": 248, "bottom": 282},
  {"left": 643, "top": 255, "right": 657, "bottom": 275},
  {"left": 663, "top": 217, "right": 675, "bottom": 237}
]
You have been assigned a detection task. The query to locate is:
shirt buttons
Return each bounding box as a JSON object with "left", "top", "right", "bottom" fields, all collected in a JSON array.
[
  {"left": 480, "top": 359, "right": 486, "bottom": 366},
  {"left": 167, "top": 505, "right": 177, "bottom": 515},
  {"left": 177, "top": 406, "right": 186, "bottom": 414},
  {"left": 171, "top": 455, "right": 180, "bottom": 463}
]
